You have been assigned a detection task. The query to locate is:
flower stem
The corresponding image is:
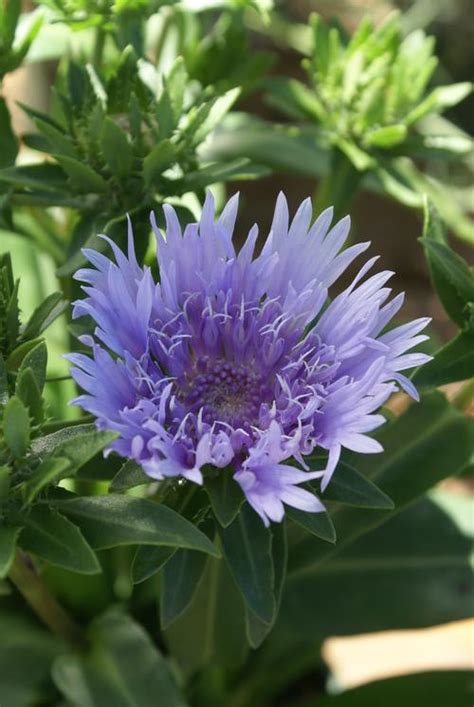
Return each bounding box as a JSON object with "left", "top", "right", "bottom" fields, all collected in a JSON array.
[
  {"left": 313, "top": 147, "right": 362, "bottom": 220},
  {"left": 9, "top": 550, "right": 87, "bottom": 649},
  {"left": 93, "top": 26, "right": 106, "bottom": 68}
]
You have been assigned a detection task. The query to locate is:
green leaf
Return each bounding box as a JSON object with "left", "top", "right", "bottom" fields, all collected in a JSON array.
[
  {"left": 6, "top": 337, "right": 46, "bottom": 383},
  {"left": 164, "top": 57, "right": 188, "bottom": 122},
  {"left": 0, "top": 354, "right": 7, "bottom": 404},
  {"left": 22, "top": 457, "right": 70, "bottom": 505},
  {"left": 20, "top": 505, "right": 101, "bottom": 574},
  {"left": 364, "top": 124, "right": 407, "bottom": 148},
  {"left": 421, "top": 239, "right": 474, "bottom": 329},
  {"left": 52, "top": 609, "right": 188, "bottom": 707},
  {"left": 182, "top": 158, "right": 268, "bottom": 189},
  {"left": 320, "top": 461, "right": 395, "bottom": 509},
  {"left": 31, "top": 423, "right": 99, "bottom": 458},
  {"left": 161, "top": 544, "right": 209, "bottom": 629},
  {"left": 15, "top": 367, "right": 44, "bottom": 425},
  {"left": 0, "top": 525, "right": 21, "bottom": 578},
  {"left": 0, "top": 465, "right": 10, "bottom": 498},
  {"left": 189, "top": 88, "right": 241, "bottom": 147},
  {"left": 50, "top": 495, "right": 220, "bottom": 556},
  {"left": 0, "top": 611, "right": 63, "bottom": 707},
  {"left": 142, "top": 139, "right": 176, "bottom": 186},
  {"left": 335, "top": 136, "right": 375, "bottom": 171},
  {"left": 5, "top": 279, "right": 20, "bottom": 349},
  {"left": 17, "top": 339, "right": 47, "bottom": 391},
  {"left": 203, "top": 113, "right": 330, "bottom": 180},
  {"left": 286, "top": 506, "right": 336, "bottom": 543},
  {"left": 219, "top": 504, "right": 275, "bottom": 623},
  {"left": 311, "top": 671, "right": 473, "bottom": 706},
  {"left": 280, "top": 492, "right": 473, "bottom": 641},
  {"left": 109, "top": 459, "right": 149, "bottom": 492},
  {"left": 23, "top": 429, "right": 117, "bottom": 504},
  {"left": 413, "top": 330, "right": 474, "bottom": 388},
  {"left": 55, "top": 155, "right": 107, "bottom": 193},
  {"left": 21, "top": 292, "right": 67, "bottom": 340},
  {"left": 406, "top": 81, "right": 473, "bottom": 125},
  {"left": 131, "top": 545, "right": 176, "bottom": 584},
  {"left": 165, "top": 555, "right": 248, "bottom": 675},
  {"left": 205, "top": 467, "right": 245, "bottom": 527},
  {"left": 246, "top": 520, "right": 288, "bottom": 648},
  {"left": 0, "top": 163, "right": 68, "bottom": 191},
  {"left": 100, "top": 118, "right": 133, "bottom": 178},
  {"left": 0, "top": 97, "right": 18, "bottom": 168},
  {"left": 290, "top": 392, "right": 474, "bottom": 575},
  {"left": 3, "top": 395, "right": 30, "bottom": 458},
  {"left": 34, "top": 117, "right": 78, "bottom": 158}
]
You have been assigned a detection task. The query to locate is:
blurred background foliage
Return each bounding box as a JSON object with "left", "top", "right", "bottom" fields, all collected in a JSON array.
[{"left": 0, "top": 1, "right": 472, "bottom": 706}]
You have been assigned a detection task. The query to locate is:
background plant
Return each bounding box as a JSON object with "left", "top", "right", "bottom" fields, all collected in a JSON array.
[{"left": 0, "top": 1, "right": 473, "bottom": 706}]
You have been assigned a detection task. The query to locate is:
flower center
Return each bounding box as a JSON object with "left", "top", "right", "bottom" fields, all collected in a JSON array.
[{"left": 179, "top": 357, "right": 271, "bottom": 429}]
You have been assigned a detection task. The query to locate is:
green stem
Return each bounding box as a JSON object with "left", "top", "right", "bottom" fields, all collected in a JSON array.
[
  {"left": 93, "top": 26, "right": 106, "bottom": 68},
  {"left": 9, "top": 550, "right": 87, "bottom": 649},
  {"left": 313, "top": 147, "right": 363, "bottom": 221}
]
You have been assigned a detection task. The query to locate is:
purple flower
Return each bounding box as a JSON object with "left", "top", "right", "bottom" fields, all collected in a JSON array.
[{"left": 67, "top": 193, "right": 431, "bottom": 525}]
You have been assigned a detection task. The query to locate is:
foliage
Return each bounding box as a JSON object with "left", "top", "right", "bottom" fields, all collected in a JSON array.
[{"left": 0, "top": 2, "right": 473, "bottom": 706}]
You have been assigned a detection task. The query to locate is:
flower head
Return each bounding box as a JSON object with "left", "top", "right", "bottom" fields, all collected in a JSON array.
[{"left": 68, "top": 193, "right": 430, "bottom": 525}]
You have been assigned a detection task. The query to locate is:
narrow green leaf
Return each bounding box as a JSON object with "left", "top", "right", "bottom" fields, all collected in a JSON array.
[
  {"left": 286, "top": 506, "right": 336, "bottom": 543},
  {"left": 31, "top": 423, "right": 99, "bottom": 459},
  {"left": 205, "top": 468, "right": 245, "bottom": 527},
  {"left": 412, "top": 330, "right": 474, "bottom": 388},
  {"left": 320, "top": 461, "right": 395, "bottom": 509},
  {"left": 23, "top": 429, "right": 117, "bottom": 503},
  {"left": 6, "top": 337, "right": 44, "bottom": 377},
  {"left": 50, "top": 495, "right": 221, "bottom": 556},
  {"left": 21, "top": 292, "right": 67, "bottom": 340},
  {"left": 15, "top": 367, "right": 44, "bottom": 425},
  {"left": 20, "top": 505, "right": 100, "bottom": 574},
  {"left": 22, "top": 457, "right": 70, "bottom": 505},
  {"left": 219, "top": 504, "right": 275, "bottom": 623},
  {"left": 100, "top": 118, "right": 133, "bottom": 178},
  {"left": 3, "top": 396, "right": 30, "bottom": 458},
  {"left": 143, "top": 139, "right": 176, "bottom": 186},
  {"left": 34, "top": 118, "right": 77, "bottom": 158},
  {"left": 52, "top": 609, "right": 188, "bottom": 707},
  {"left": 110, "top": 459, "right": 149, "bottom": 492},
  {"left": 0, "top": 97, "right": 18, "bottom": 168},
  {"left": 190, "top": 88, "right": 240, "bottom": 147},
  {"left": 17, "top": 339, "right": 47, "bottom": 391},
  {"left": 0, "top": 353, "right": 8, "bottom": 404},
  {"left": 0, "top": 466, "right": 10, "bottom": 499},
  {"left": 335, "top": 137, "right": 375, "bottom": 171},
  {"left": 55, "top": 155, "right": 107, "bottom": 193},
  {"left": 165, "top": 555, "right": 248, "bottom": 675},
  {"left": 421, "top": 238, "right": 474, "bottom": 329},
  {"left": 5, "top": 279, "right": 20, "bottom": 349},
  {"left": 161, "top": 544, "right": 208, "bottom": 629},
  {"left": 164, "top": 57, "right": 188, "bottom": 121},
  {"left": 246, "top": 520, "right": 288, "bottom": 648},
  {"left": 421, "top": 199, "right": 474, "bottom": 328},
  {"left": 0, "top": 163, "right": 68, "bottom": 191},
  {"left": 0, "top": 526, "right": 21, "bottom": 578},
  {"left": 406, "top": 82, "right": 473, "bottom": 125},
  {"left": 131, "top": 545, "right": 176, "bottom": 584},
  {"left": 364, "top": 124, "right": 407, "bottom": 148}
]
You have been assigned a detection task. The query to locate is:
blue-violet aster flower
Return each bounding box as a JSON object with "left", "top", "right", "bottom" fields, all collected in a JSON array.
[{"left": 67, "top": 193, "right": 431, "bottom": 525}]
